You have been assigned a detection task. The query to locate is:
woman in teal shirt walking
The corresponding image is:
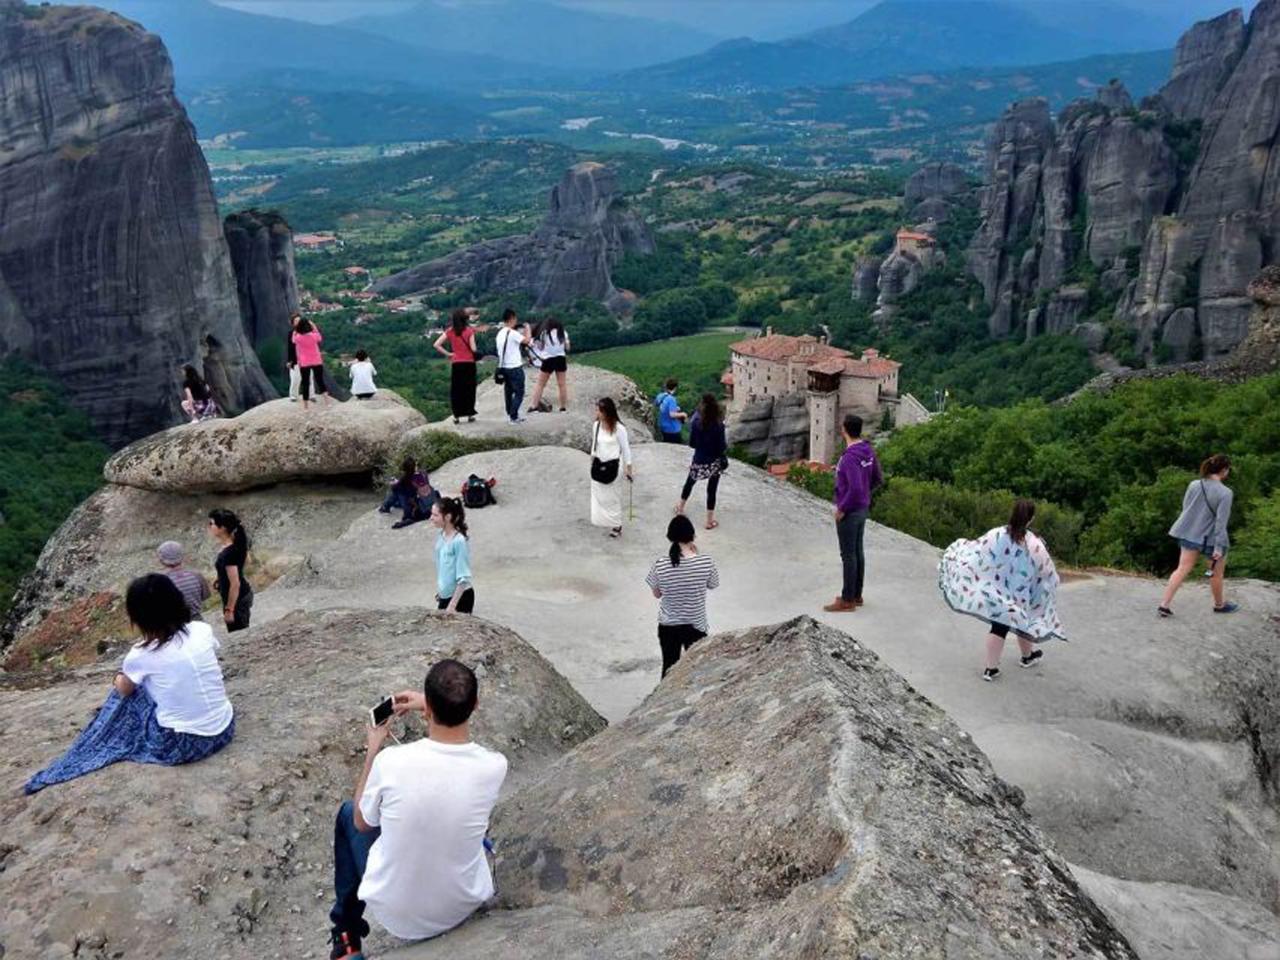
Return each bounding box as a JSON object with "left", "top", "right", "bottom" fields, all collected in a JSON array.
[{"left": 431, "top": 498, "right": 474, "bottom": 614}]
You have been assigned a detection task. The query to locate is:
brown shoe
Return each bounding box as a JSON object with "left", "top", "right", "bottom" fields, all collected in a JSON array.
[{"left": 823, "top": 598, "right": 857, "bottom": 613}]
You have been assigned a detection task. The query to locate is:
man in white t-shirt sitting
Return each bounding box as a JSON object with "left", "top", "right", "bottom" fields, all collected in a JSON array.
[{"left": 329, "top": 659, "right": 508, "bottom": 959}]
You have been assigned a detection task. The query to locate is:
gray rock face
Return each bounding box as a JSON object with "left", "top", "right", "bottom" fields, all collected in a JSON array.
[
  {"left": 877, "top": 247, "right": 938, "bottom": 309},
  {"left": 375, "top": 162, "right": 653, "bottom": 313},
  {"left": 1161, "top": 307, "right": 1199, "bottom": 361},
  {"left": 224, "top": 208, "right": 300, "bottom": 350},
  {"left": 851, "top": 254, "right": 882, "bottom": 302},
  {"left": 904, "top": 161, "right": 969, "bottom": 206},
  {"left": 416, "top": 617, "right": 1138, "bottom": 959},
  {"left": 727, "top": 393, "right": 808, "bottom": 461},
  {"left": 0, "top": 3, "right": 274, "bottom": 447},
  {"left": 1158, "top": 9, "right": 1246, "bottom": 120},
  {"left": 970, "top": 87, "right": 1176, "bottom": 341},
  {"left": 1029, "top": 286, "right": 1089, "bottom": 339},
  {"left": 971, "top": 0, "right": 1280, "bottom": 361},
  {"left": 967, "top": 98, "right": 1056, "bottom": 336},
  {"left": 0, "top": 608, "right": 605, "bottom": 959}
]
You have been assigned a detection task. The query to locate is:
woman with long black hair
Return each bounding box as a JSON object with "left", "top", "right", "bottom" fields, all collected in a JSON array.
[
  {"left": 24, "top": 574, "right": 235, "bottom": 793},
  {"left": 646, "top": 515, "right": 720, "bottom": 677},
  {"left": 434, "top": 308, "right": 479, "bottom": 424},
  {"left": 208, "top": 508, "right": 253, "bottom": 632},
  {"left": 675, "top": 393, "right": 728, "bottom": 530},
  {"left": 180, "top": 364, "right": 220, "bottom": 423},
  {"left": 589, "top": 397, "right": 633, "bottom": 538}
]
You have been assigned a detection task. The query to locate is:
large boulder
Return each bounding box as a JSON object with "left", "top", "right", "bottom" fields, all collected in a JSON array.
[
  {"left": 0, "top": 609, "right": 606, "bottom": 959},
  {"left": 103, "top": 391, "right": 426, "bottom": 493},
  {"left": 0, "top": 479, "right": 374, "bottom": 652},
  {"left": 401, "top": 617, "right": 1139, "bottom": 959},
  {"left": 0, "top": 2, "right": 274, "bottom": 446}
]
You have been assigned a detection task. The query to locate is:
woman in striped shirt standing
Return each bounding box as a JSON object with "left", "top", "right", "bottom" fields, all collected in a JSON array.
[{"left": 645, "top": 515, "right": 720, "bottom": 678}]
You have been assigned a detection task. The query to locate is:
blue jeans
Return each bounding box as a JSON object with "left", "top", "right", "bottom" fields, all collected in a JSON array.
[
  {"left": 330, "top": 800, "right": 381, "bottom": 940},
  {"left": 501, "top": 367, "right": 525, "bottom": 421}
]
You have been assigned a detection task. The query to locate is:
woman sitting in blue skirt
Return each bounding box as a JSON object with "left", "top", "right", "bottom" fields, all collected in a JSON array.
[{"left": 25, "top": 574, "right": 236, "bottom": 794}]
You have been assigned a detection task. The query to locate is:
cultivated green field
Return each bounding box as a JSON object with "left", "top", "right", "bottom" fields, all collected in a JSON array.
[{"left": 582, "top": 332, "right": 739, "bottom": 414}]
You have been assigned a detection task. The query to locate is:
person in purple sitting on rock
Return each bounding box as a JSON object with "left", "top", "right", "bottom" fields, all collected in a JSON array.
[{"left": 824, "top": 413, "right": 882, "bottom": 614}]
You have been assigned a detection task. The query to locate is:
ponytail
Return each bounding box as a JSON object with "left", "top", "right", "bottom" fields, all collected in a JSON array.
[
  {"left": 438, "top": 496, "right": 469, "bottom": 538},
  {"left": 209, "top": 508, "right": 251, "bottom": 552},
  {"left": 666, "top": 515, "right": 695, "bottom": 566},
  {"left": 1200, "top": 453, "right": 1231, "bottom": 478},
  {"left": 1007, "top": 498, "right": 1035, "bottom": 545}
]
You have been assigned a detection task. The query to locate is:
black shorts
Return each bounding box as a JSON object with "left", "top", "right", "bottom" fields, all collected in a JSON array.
[
  {"left": 540, "top": 355, "right": 567, "bottom": 374},
  {"left": 437, "top": 589, "right": 475, "bottom": 614},
  {"left": 989, "top": 622, "right": 1009, "bottom": 638}
]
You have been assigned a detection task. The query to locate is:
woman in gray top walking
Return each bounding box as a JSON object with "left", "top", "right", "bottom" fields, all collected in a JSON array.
[{"left": 1159, "top": 454, "right": 1236, "bottom": 616}]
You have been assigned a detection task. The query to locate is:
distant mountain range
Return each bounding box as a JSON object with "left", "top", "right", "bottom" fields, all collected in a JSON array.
[
  {"left": 99, "top": 0, "right": 560, "bottom": 89},
  {"left": 345, "top": 0, "right": 720, "bottom": 73},
  {"left": 616, "top": 0, "right": 1239, "bottom": 92}
]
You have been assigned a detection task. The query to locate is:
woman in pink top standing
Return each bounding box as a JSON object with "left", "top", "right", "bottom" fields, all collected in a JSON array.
[
  {"left": 292, "top": 317, "right": 331, "bottom": 410},
  {"left": 434, "top": 308, "right": 478, "bottom": 424}
]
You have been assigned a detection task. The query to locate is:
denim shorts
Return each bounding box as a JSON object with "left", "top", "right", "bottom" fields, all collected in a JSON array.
[{"left": 1179, "top": 538, "right": 1226, "bottom": 556}]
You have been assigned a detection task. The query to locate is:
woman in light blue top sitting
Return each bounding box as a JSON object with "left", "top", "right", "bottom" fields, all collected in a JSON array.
[
  {"left": 431, "top": 497, "right": 474, "bottom": 614},
  {"left": 1159, "top": 453, "right": 1236, "bottom": 616}
]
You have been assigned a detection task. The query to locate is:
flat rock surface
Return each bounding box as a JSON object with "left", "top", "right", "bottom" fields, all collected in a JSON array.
[
  {"left": 414, "top": 362, "right": 652, "bottom": 451},
  {"left": 104, "top": 391, "right": 425, "bottom": 493},
  {"left": 0, "top": 609, "right": 604, "bottom": 959},
  {"left": 252, "top": 442, "right": 1280, "bottom": 956},
  {"left": 401, "top": 617, "right": 1139, "bottom": 959}
]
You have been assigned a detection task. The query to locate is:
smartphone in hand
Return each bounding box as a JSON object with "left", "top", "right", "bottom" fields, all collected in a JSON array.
[{"left": 369, "top": 695, "right": 395, "bottom": 727}]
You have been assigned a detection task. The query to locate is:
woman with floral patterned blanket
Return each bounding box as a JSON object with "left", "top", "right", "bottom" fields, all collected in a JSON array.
[{"left": 938, "top": 499, "right": 1066, "bottom": 683}]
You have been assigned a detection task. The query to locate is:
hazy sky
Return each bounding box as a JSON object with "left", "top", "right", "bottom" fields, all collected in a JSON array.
[{"left": 212, "top": 0, "right": 1256, "bottom": 40}]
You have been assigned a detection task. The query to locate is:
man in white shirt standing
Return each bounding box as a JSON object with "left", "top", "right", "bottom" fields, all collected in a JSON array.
[
  {"left": 329, "top": 659, "right": 508, "bottom": 959},
  {"left": 495, "top": 307, "right": 531, "bottom": 424}
]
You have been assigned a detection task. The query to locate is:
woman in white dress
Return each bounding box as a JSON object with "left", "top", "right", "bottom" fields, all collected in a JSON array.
[{"left": 589, "top": 397, "right": 633, "bottom": 538}]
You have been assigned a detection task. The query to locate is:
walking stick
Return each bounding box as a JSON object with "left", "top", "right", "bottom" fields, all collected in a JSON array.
[{"left": 628, "top": 473, "right": 635, "bottom": 522}]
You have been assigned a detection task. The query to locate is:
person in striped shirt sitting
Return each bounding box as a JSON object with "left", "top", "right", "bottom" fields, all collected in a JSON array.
[{"left": 645, "top": 515, "right": 720, "bottom": 678}]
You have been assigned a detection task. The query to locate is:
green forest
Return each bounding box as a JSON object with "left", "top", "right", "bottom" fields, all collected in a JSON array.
[
  {"left": 0, "top": 359, "right": 108, "bottom": 617},
  {"left": 793, "top": 372, "right": 1280, "bottom": 580}
]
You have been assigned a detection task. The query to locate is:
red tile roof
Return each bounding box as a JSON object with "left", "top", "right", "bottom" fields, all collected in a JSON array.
[
  {"left": 730, "top": 334, "right": 851, "bottom": 364},
  {"left": 896, "top": 229, "right": 935, "bottom": 244}
]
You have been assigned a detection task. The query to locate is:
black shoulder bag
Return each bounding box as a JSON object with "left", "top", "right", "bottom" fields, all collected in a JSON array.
[{"left": 590, "top": 423, "right": 620, "bottom": 484}]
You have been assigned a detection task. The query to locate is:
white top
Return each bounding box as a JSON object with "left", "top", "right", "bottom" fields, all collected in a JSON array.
[
  {"left": 538, "top": 329, "right": 566, "bottom": 359},
  {"left": 349, "top": 360, "right": 378, "bottom": 395},
  {"left": 120, "top": 621, "right": 234, "bottom": 736},
  {"left": 592, "top": 422, "right": 632, "bottom": 465},
  {"left": 358, "top": 738, "right": 509, "bottom": 940},
  {"left": 495, "top": 326, "right": 524, "bottom": 369}
]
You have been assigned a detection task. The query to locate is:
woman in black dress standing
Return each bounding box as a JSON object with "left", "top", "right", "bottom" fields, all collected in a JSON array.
[
  {"left": 208, "top": 509, "right": 253, "bottom": 632},
  {"left": 434, "top": 308, "right": 479, "bottom": 424}
]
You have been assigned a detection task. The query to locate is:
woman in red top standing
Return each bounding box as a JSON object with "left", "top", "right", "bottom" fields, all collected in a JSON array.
[
  {"left": 434, "top": 308, "right": 478, "bottom": 424},
  {"left": 291, "top": 317, "right": 331, "bottom": 411}
]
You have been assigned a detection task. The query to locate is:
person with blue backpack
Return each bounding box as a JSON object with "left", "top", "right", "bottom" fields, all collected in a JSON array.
[{"left": 655, "top": 378, "right": 687, "bottom": 443}]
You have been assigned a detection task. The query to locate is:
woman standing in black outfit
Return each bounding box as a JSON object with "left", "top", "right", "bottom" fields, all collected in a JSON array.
[
  {"left": 208, "top": 509, "right": 253, "bottom": 632},
  {"left": 675, "top": 394, "right": 729, "bottom": 530}
]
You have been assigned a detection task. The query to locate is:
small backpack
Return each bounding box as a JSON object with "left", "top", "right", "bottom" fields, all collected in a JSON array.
[{"left": 462, "top": 474, "right": 496, "bottom": 508}]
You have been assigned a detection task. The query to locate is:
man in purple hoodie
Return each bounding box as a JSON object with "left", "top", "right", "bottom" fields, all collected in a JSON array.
[{"left": 824, "top": 414, "right": 883, "bottom": 613}]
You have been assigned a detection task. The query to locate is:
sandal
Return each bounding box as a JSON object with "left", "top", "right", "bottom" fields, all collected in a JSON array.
[
  {"left": 705, "top": 519, "right": 719, "bottom": 530},
  {"left": 609, "top": 527, "right": 622, "bottom": 539}
]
